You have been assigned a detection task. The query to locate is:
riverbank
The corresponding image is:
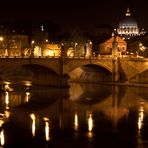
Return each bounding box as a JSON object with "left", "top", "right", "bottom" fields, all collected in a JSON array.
[
  {"left": 101, "top": 82, "right": 148, "bottom": 88},
  {"left": 70, "top": 80, "right": 148, "bottom": 88}
]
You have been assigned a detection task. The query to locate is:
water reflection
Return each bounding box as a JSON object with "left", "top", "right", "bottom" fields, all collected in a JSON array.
[
  {"left": 70, "top": 83, "right": 112, "bottom": 104},
  {"left": 30, "top": 113, "right": 36, "bottom": 137},
  {"left": 137, "top": 99, "right": 145, "bottom": 147},
  {"left": 4, "top": 110, "right": 10, "bottom": 119},
  {"left": 74, "top": 112, "right": 79, "bottom": 131},
  {"left": 24, "top": 91, "right": 30, "bottom": 103},
  {"left": 5, "top": 91, "right": 9, "bottom": 109},
  {"left": 0, "top": 129, "right": 5, "bottom": 146},
  {"left": 43, "top": 117, "right": 50, "bottom": 141},
  {"left": 88, "top": 112, "right": 93, "bottom": 132},
  {"left": 0, "top": 115, "right": 5, "bottom": 147},
  {"left": 138, "top": 100, "right": 144, "bottom": 131},
  {"left": 87, "top": 112, "right": 94, "bottom": 139},
  {"left": 0, "top": 83, "right": 147, "bottom": 147},
  {"left": 3, "top": 84, "right": 13, "bottom": 92}
]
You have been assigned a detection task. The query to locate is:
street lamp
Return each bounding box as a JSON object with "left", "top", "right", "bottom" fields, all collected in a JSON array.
[
  {"left": 31, "top": 40, "right": 35, "bottom": 57},
  {"left": 0, "top": 37, "right": 4, "bottom": 56},
  {"left": 45, "top": 39, "right": 48, "bottom": 43},
  {"left": 0, "top": 37, "right": 3, "bottom": 41},
  {"left": 32, "top": 40, "right": 35, "bottom": 44},
  {"left": 139, "top": 43, "right": 145, "bottom": 57}
]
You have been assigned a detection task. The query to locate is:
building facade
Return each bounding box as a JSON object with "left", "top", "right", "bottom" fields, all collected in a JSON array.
[{"left": 98, "top": 35, "right": 127, "bottom": 56}]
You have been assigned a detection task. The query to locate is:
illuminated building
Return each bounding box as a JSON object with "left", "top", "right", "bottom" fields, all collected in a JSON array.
[
  {"left": 42, "top": 44, "right": 61, "bottom": 57},
  {"left": 117, "top": 8, "right": 145, "bottom": 39},
  {"left": 98, "top": 35, "right": 127, "bottom": 55}
]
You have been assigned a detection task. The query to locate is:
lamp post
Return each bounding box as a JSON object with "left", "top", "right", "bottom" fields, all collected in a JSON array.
[
  {"left": 0, "top": 37, "right": 4, "bottom": 56},
  {"left": 139, "top": 43, "right": 145, "bottom": 57},
  {"left": 74, "top": 42, "right": 77, "bottom": 57},
  {"left": 31, "top": 40, "right": 35, "bottom": 58}
]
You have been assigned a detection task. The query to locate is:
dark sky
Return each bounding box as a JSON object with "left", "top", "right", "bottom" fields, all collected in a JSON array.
[{"left": 0, "top": 0, "right": 148, "bottom": 31}]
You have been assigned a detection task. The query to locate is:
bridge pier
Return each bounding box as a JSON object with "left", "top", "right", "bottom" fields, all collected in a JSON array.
[
  {"left": 112, "top": 58, "right": 120, "bottom": 83},
  {"left": 58, "top": 57, "right": 70, "bottom": 87},
  {"left": 111, "top": 35, "right": 120, "bottom": 83},
  {"left": 59, "top": 57, "right": 64, "bottom": 86}
]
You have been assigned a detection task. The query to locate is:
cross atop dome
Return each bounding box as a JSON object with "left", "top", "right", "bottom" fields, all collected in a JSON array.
[{"left": 125, "top": 8, "right": 131, "bottom": 16}]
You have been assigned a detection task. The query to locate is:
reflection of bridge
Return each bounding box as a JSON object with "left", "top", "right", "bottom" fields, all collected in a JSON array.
[{"left": 0, "top": 56, "right": 147, "bottom": 86}]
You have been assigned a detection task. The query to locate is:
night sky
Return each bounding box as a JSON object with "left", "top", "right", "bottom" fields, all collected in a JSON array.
[{"left": 0, "top": 0, "right": 148, "bottom": 31}]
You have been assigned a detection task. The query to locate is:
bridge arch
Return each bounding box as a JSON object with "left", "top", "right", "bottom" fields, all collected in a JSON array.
[
  {"left": 67, "top": 63, "right": 112, "bottom": 83},
  {"left": 0, "top": 63, "right": 62, "bottom": 86},
  {"left": 27, "top": 59, "right": 61, "bottom": 75},
  {"left": 64, "top": 60, "right": 113, "bottom": 74},
  {"left": 91, "top": 63, "right": 112, "bottom": 73},
  {"left": 23, "top": 64, "right": 59, "bottom": 76},
  {"left": 22, "top": 63, "right": 63, "bottom": 86}
]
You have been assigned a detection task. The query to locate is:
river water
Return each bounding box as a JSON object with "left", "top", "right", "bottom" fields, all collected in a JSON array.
[{"left": 0, "top": 83, "right": 148, "bottom": 148}]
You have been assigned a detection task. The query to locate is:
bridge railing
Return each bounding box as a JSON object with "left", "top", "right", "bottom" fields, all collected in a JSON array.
[
  {"left": 0, "top": 55, "right": 147, "bottom": 61},
  {"left": 0, "top": 54, "right": 119, "bottom": 59}
]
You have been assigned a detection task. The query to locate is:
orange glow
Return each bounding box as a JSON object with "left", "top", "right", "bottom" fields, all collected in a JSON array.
[
  {"left": 67, "top": 50, "right": 74, "bottom": 57},
  {"left": 0, "top": 37, "right": 3, "bottom": 41},
  {"left": 88, "top": 113, "right": 93, "bottom": 132},
  {"left": 5, "top": 91, "right": 9, "bottom": 109},
  {"left": 25, "top": 92, "right": 30, "bottom": 102},
  {"left": 0, "top": 129, "right": 5, "bottom": 146},
  {"left": 43, "top": 117, "right": 50, "bottom": 141},
  {"left": 74, "top": 113, "right": 79, "bottom": 131},
  {"left": 30, "top": 113, "right": 36, "bottom": 137},
  {"left": 87, "top": 113, "right": 94, "bottom": 139}
]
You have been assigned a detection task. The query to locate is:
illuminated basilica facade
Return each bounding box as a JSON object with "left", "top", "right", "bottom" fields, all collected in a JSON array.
[{"left": 117, "top": 8, "right": 145, "bottom": 39}]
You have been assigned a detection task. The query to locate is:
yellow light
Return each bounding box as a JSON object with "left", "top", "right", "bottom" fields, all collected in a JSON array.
[
  {"left": 89, "top": 41, "right": 92, "bottom": 45},
  {"left": 30, "top": 113, "right": 36, "bottom": 137},
  {"left": 43, "top": 117, "right": 49, "bottom": 122},
  {"left": 138, "top": 106, "right": 144, "bottom": 131},
  {"left": 4, "top": 110, "right": 10, "bottom": 118},
  {"left": 0, "top": 37, "right": 3, "bottom": 41},
  {"left": 43, "top": 117, "right": 50, "bottom": 141},
  {"left": 4, "top": 85, "right": 9, "bottom": 91},
  {"left": 3, "top": 84, "right": 13, "bottom": 92},
  {"left": 74, "top": 113, "right": 79, "bottom": 131},
  {"left": 5, "top": 91, "right": 9, "bottom": 109},
  {"left": 0, "top": 119, "right": 4, "bottom": 128},
  {"left": 0, "top": 129, "right": 5, "bottom": 146},
  {"left": 31, "top": 40, "right": 35, "bottom": 44},
  {"left": 75, "top": 42, "right": 78, "bottom": 46},
  {"left": 24, "top": 81, "right": 32, "bottom": 87},
  {"left": 87, "top": 113, "right": 94, "bottom": 139},
  {"left": 87, "top": 131, "right": 93, "bottom": 138},
  {"left": 47, "top": 50, "right": 54, "bottom": 56},
  {"left": 25, "top": 92, "right": 30, "bottom": 102},
  {"left": 88, "top": 113, "right": 93, "bottom": 132},
  {"left": 67, "top": 50, "right": 74, "bottom": 57}
]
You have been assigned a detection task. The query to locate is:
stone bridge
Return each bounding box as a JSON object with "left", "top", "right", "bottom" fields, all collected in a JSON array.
[{"left": 0, "top": 56, "right": 147, "bottom": 86}]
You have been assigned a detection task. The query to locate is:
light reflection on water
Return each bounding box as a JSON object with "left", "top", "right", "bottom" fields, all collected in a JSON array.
[
  {"left": 43, "top": 117, "right": 50, "bottom": 142},
  {"left": 0, "top": 83, "right": 147, "bottom": 147},
  {"left": 25, "top": 92, "right": 30, "bottom": 103},
  {"left": 30, "top": 113, "right": 36, "bottom": 137},
  {"left": 74, "top": 112, "right": 79, "bottom": 131},
  {"left": 0, "top": 129, "right": 5, "bottom": 146},
  {"left": 5, "top": 91, "right": 10, "bottom": 110}
]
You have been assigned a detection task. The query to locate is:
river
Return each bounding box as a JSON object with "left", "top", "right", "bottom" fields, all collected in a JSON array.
[{"left": 0, "top": 82, "right": 148, "bottom": 148}]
